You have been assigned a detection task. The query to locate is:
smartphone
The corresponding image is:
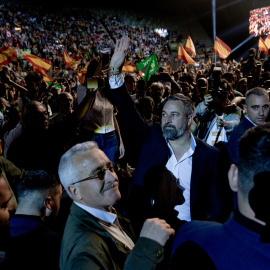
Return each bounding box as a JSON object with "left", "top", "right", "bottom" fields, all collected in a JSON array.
[{"left": 86, "top": 78, "right": 105, "bottom": 89}]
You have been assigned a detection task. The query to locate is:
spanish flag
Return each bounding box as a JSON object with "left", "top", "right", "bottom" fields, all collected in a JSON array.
[
  {"left": 64, "top": 49, "right": 72, "bottom": 67},
  {"left": 264, "top": 35, "right": 270, "bottom": 49},
  {"left": 178, "top": 43, "right": 195, "bottom": 64},
  {"left": 33, "top": 67, "right": 52, "bottom": 82},
  {"left": 23, "top": 52, "right": 52, "bottom": 71},
  {"left": 64, "top": 49, "right": 80, "bottom": 71},
  {"left": 185, "top": 36, "right": 196, "bottom": 57},
  {"left": 122, "top": 62, "right": 136, "bottom": 73},
  {"left": 79, "top": 61, "right": 90, "bottom": 85},
  {"left": 258, "top": 37, "right": 269, "bottom": 55},
  {"left": 205, "top": 58, "right": 211, "bottom": 66},
  {"left": 0, "top": 46, "right": 17, "bottom": 65},
  {"left": 23, "top": 53, "right": 52, "bottom": 82},
  {"left": 214, "top": 37, "right": 231, "bottom": 59}
]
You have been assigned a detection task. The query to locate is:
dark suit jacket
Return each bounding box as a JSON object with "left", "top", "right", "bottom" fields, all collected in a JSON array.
[{"left": 108, "top": 84, "right": 221, "bottom": 233}]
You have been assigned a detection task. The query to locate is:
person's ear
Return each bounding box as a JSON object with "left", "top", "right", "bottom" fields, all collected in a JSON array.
[
  {"left": 68, "top": 185, "right": 82, "bottom": 200},
  {"left": 228, "top": 164, "right": 238, "bottom": 192},
  {"left": 44, "top": 196, "right": 53, "bottom": 217},
  {"left": 187, "top": 114, "right": 194, "bottom": 126},
  {"left": 45, "top": 196, "right": 54, "bottom": 211}
]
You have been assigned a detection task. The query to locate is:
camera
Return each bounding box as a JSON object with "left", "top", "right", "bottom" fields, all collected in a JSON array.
[
  {"left": 212, "top": 66, "right": 222, "bottom": 89},
  {"left": 211, "top": 87, "right": 226, "bottom": 100}
]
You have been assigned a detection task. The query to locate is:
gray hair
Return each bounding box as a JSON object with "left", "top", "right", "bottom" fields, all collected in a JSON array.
[
  {"left": 58, "top": 141, "right": 98, "bottom": 197},
  {"left": 150, "top": 82, "right": 164, "bottom": 91},
  {"left": 162, "top": 93, "right": 195, "bottom": 117}
]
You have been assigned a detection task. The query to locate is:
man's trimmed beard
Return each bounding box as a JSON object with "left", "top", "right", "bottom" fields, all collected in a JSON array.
[{"left": 162, "top": 121, "right": 187, "bottom": 140}]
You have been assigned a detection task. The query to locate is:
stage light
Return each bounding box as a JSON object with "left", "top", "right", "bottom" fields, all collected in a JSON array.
[
  {"left": 216, "top": 0, "right": 245, "bottom": 11},
  {"left": 231, "top": 33, "right": 255, "bottom": 53}
]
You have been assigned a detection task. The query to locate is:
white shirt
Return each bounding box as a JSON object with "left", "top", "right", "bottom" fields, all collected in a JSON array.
[
  {"left": 166, "top": 134, "right": 197, "bottom": 221},
  {"left": 77, "top": 85, "right": 115, "bottom": 133},
  {"left": 74, "top": 201, "right": 117, "bottom": 223}
]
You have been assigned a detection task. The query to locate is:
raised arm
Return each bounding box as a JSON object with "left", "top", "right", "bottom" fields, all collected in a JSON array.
[
  {"left": 110, "top": 37, "right": 130, "bottom": 74},
  {"left": 108, "top": 37, "right": 154, "bottom": 144}
]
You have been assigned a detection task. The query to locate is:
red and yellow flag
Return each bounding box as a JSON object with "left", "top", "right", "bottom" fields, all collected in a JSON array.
[
  {"left": 178, "top": 44, "right": 195, "bottom": 64},
  {"left": 122, "top": 62, "right": 136, "bottom": 73},
  {"left": 64, "top": 49, "right": 72, "bottom": 67},
  {"left": 205, "top": 58, "right": 211, "bottom": 66},
  {"left": 264, "top": 35, "right": 270, "bottom": 49},
  {"left": 23, "top": 53, "right": 52, "bottom": 82},
  {"left": 33, "top": 67, "right": 52, "bottom": 82},
  {"left": 0, "top": 46, "right": 17, "bottom": 65},
  {"left": 258, "top": 37, "right": 269, "bottom": 55},
  {"left": 214, "top": 36, "right": 231, "bottom": 59},
  {"left": 23, "top": 52, "right": 52, "bottom": 71},
  {"left": 64, "top": 49, "right": 80, "bottom": 71},
  {"left": 185, "top": 36, "right": 196, "bottom": 57},
  {"left": 79, "top": 61, "right": 90, "bottom": 85}
]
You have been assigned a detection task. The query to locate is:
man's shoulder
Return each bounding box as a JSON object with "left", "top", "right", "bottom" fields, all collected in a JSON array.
[
  {"left": 179, "top": 220, "right": 222, "bottom": 235},
  {"left": 173, "top": 220, "right": 223, "bottom": 250},
  {"left": 229, "top": 117, "right": 254, "bottom": 141},
  {"left": 10, "top": 215, "right": 59, "bottom": 242},
  {"left": 60, "top": 204, "right": 131, "bottom": 270},
  {"left": 62, "top": 206, "right": 109, "bottom": 251}
]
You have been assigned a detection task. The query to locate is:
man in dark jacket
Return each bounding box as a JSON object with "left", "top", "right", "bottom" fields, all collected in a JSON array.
[
  {"left": 108, "top": 37, "right": 225, "bottom": 235},
  {"left": 5, "top": 170, "right": 62, "bottom": 270},
  {"left": 58, "top": 141, "right": 174, "bottom": 270}
]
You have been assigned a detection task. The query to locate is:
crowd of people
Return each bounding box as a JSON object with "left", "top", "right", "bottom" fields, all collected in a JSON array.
[
  {"left": 0, "top": 2, "right": 179, "bottom": 73},
  {"left": 249, "top": 5, "right": 270, "bottom": 37},
  {"left": 0, "top": 2, "right": 270, "bottom": 270}
]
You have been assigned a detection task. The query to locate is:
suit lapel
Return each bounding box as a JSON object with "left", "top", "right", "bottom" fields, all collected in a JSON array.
[{"left": 190, "top": 138, "right": 202, "bottom": 212}]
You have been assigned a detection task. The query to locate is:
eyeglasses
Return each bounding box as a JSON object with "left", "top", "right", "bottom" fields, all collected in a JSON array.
[{"left": 71, "top": 162, "right": 120, "bottom": 185}]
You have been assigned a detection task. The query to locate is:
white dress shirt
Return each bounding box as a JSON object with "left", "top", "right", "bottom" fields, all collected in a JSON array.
[{"left": 166, "top": 134, "right": 197, "bottom": 222}]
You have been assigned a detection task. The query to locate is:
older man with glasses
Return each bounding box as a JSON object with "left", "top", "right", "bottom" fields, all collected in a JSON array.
[{"left": 58, "top": 141, "right": 174, "bottom": 270}]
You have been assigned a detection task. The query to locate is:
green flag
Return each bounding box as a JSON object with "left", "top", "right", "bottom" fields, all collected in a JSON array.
[{"left": 137, "top": 54, "right": 159, "bottom": 81}]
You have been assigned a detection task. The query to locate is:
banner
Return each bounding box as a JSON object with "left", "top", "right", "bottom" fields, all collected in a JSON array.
[{"left": 137, "top": 54, "right": 159, "bottom": 81}]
